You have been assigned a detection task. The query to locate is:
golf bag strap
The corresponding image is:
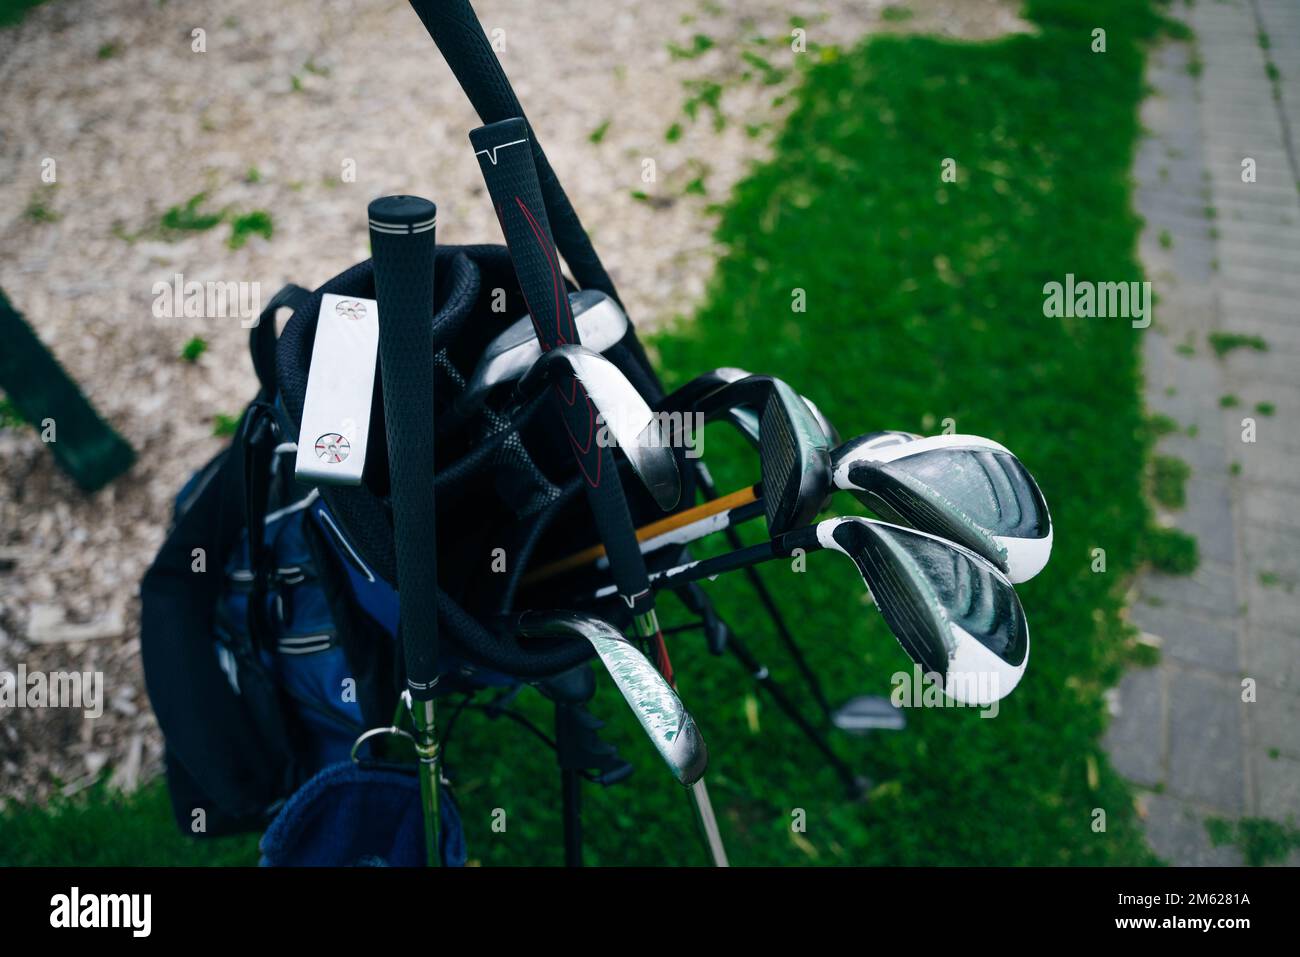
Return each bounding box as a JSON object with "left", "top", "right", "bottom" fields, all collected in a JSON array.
[
  {"left": 251, "top": 283, "right": 312, "bottom": 400},
  {"left": 242, "top": 400, "right": 280, "bottom": 650},
  {"left": 140, "top": 427, "right": 301, "bottom": 830}
]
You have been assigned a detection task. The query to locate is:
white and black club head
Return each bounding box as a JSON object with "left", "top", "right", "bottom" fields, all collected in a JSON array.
[
  {"left": 832, "top": 433, "right": 1052, "bottom": 583},
  {"left": 815, "top": 516, "right": 1030, "bottom": 705}
]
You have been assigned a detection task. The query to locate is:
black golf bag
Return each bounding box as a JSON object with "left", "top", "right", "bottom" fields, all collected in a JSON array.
[{"left": 140, "top": 241, "right": 713, "bottom": 839}]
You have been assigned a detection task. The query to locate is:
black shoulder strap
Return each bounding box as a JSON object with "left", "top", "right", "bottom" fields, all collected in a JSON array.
[
  {"left": 242, "top": 401, "right": 280, "bottom": 651},
  {"left": 251, "top": 284, "right": 311, "bottom": 400}
]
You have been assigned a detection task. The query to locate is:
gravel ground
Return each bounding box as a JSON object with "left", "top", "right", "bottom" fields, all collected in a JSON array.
[{"left": 0, "top": 0, "right": 1026, "bottom": 806}]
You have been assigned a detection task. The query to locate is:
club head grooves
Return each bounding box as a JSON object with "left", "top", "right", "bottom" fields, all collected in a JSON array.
[{"left": 816, "top": 517, "right": 1029, "bottom": 705}]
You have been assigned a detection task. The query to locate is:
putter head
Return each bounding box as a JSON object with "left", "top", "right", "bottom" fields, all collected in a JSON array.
[
  {"left": 519, "top": 344, "right": 681, "bottom": 511},
  {"left": 460, "top": 290, "right": 629, "bottom": 411},
  {"left": 832, "top": 433, "right": 1052, "bottom": 583},
  {"left": 831, "top": 695, "right": 907, "bottom": 734},
  {"left": 814, "top": 516, "right": 1030, "bottom": 706},
  {"left": 516, "top": 611, "right": 708, "bottom": 786}
]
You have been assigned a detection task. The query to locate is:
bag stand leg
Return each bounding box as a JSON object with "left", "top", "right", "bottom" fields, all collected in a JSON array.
[
  {"left": 672, "top": 582, "right": 868, "bottom": 799},
  {"left": 539, "top": 664, "right": 634, "bottom": 867}
]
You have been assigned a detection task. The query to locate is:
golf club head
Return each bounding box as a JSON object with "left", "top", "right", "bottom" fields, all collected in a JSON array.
[
  {"left": 830, "top": 695, "right": 907, "bottom": 734},
  {"left": 661, "top": 367, "right": 837, "bottom": 448},
  {"left": 816, "top": 516, "right": 1030, "bottom": 706},
  {"left": 691, "top": 375, "right": 831, "bottom": 534},
  {"left": 516, "top": 611, "right": 708, "bottom": 786},
  {"left": 832, "top": 433, "right": 1052, "bottom": 583},
  {"left": 460, "top": 290, "right": 629, "bottom": 411},
  {"left": 519, "top": 344, "right": 681, "bottom": 511}
]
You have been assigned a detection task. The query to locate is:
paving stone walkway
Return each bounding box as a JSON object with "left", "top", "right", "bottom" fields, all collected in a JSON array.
[{"left": 1105, "top": 0, "right": 1300, "bottom": 865}]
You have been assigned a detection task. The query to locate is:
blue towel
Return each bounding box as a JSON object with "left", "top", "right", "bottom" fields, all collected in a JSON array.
[{"left": 259, "top": 761, "right": 467, "bottom": 867}]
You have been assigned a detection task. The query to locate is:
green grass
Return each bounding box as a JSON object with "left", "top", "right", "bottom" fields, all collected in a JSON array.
[
  {"left": 4, "top": 0, "right": 1170, "bottom": 866},
  {"left": 0, "top": 780, "right": 259, "bottom": 866},
  {"left": 882, "top": 5, "right": 915, "bottom": 22},
  {"left": 23, "top": 187, "right": 59, "bottom": 224},
  {"left": 161, "top": 192, "right": 223, "bottom": 233},
  {"left": 1206, "top": 816, "right": 1300, "bottom": 866},
  {"left": 1145, "top": 526, "right": 1199, "bottom": 575},
  {"left": 212, "top": 412, "right": 240, "bottom": 438},
  {"left": 1208, "top": 331, "right": 1268, "bottom": 357},
  {"left": 0, "top": 0, "right": 48, "bottom": 28},
  {"left": 181, "top": 336, "right": 208, "bottom": 363},
  {"left": 0, "top": 396, "right": 26, "bottom": 429},
  {"left": 1151, "top": 455, "right": 1190, "bottom": 509},
  {"left": 228, "top": 210, "right": 273, "bottom": 249}
]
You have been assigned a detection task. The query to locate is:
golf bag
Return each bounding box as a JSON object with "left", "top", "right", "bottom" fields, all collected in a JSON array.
[{"left": 140, "top": 247, "right": 700, "bottom": 858}]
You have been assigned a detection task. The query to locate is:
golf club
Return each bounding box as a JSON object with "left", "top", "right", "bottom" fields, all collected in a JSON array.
[
  {"left": 659, "top": 366, "right": 839, "bottom": 448},
  {"left": 456, "top": 289, "right": 629, "bottom": 416},
  {"left": 519, "top": 343, "right": 680, "bottom": 512},
  {"left": 516, "top": 610, "right": 708, "bottom": 785},
  {"left": 529, "top": 430, "right": 1053, "bottom": 585},
  {"left": 832, "top": 432, "right": 1053, "bottom": 583},
  {"left": 470, "top": 116, "right": 728, "bottom": 866},
  {"left": 662, "top": 372, "right": 895, "bottom": 736},
  {"left": 587, "top": 515, "right": 1030, "bottom": 707},
  {"left": 368, "top": 194, "right": 443, "bottom": 866}
]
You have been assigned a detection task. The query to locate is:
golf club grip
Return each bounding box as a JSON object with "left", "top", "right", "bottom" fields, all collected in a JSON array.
[
  {"left": 470, "top": 120, "right": 653, "bottom": 609},
  {"left": 470, "top": 120, "right": 598, "bottom": 472},
  {"left": 407, "top": 0, "right": 619, "bottom": 305},
  {"left": 368, "top": 196, "right": 441, "bottom": 701}
]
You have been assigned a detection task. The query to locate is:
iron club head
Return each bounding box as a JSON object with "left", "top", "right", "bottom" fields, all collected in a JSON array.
[
  {"left": 518, "top": 343, "right": 681, "bottom": 510},
  {"left": 460, "top": 289, "right": 630, "bottom": 412},
  {"left": 516, "top": 610, "right": 708, "bottom": 785}
]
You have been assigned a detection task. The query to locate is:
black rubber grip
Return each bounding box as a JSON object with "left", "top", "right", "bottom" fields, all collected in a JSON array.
[
  {"left": 369, "top": 195, "right": 441, "bottom": 701},
  {"left": 469, "top": 119, "right": 653, "bottom": 610},
  {"left": 406, "top": 0, "right": 620, "bottom": 307}
]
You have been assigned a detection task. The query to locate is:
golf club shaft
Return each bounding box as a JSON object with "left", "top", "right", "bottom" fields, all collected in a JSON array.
[
  {"left": 522, "top": 486, "right": 764, "bottom": 584},
  {"left": 694, "top": 463, "right": 837, "bottom": 721},
  {"left": 471, "top": 118, "right": 727, "bottom": 867},
  {"left": 369, "top": 195, "right": 442, "bottom": 866},
  {"left": 590, "top": 525, "right": 823, "bottom": 601}
]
